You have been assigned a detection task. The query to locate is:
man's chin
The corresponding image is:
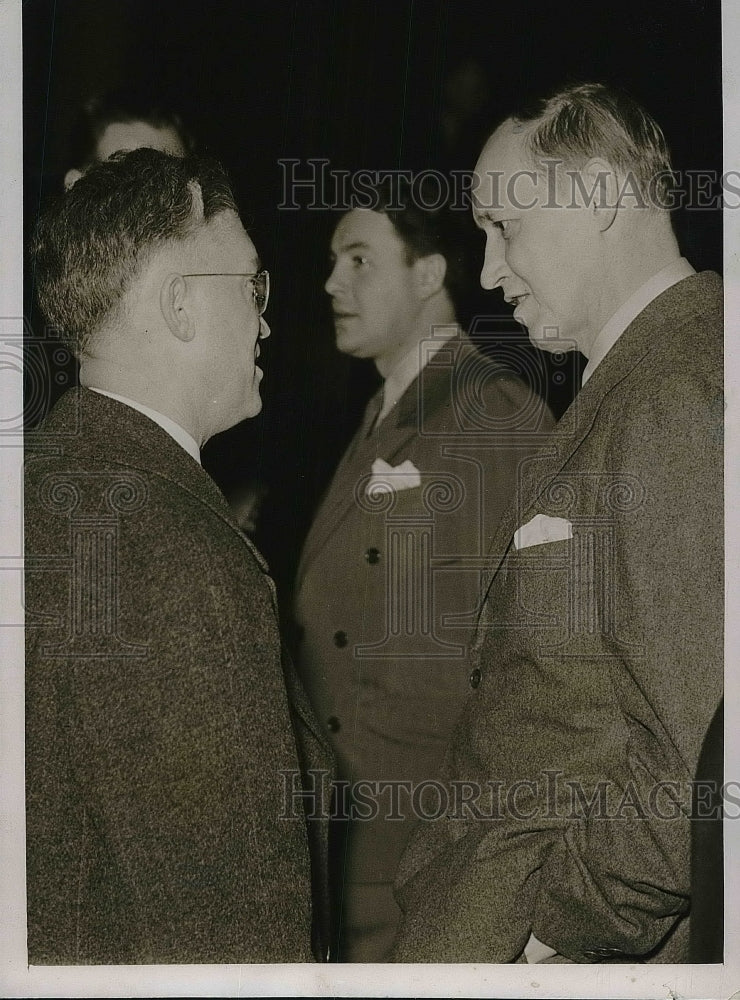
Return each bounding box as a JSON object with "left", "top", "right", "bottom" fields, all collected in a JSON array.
[
  {"left": 238, "top": 389, "right": 263, "bottom": 423},
  {"left": 334, "top": 332, "right": 367, "bottom": 359},
  {"left": 245, "top": 396, "right": 263, "bottom": 419},
  {"left": 527, "top": 326, "right": 577, "bottom": 355}
]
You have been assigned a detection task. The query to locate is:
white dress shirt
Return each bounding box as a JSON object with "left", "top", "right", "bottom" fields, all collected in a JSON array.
[
  {"left": 581, "top": 257, "right": 696, "bottom": 386},
  {"left": 88, "top": 387, "right": 201, "bottom": 465}
]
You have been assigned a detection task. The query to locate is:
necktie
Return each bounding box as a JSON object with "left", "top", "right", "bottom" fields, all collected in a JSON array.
[{"left": 360, "top": 386, "right": 385, "bottom": 439}]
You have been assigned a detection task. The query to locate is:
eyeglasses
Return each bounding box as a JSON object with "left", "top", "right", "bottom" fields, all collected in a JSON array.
[{"left": 181, "top": 269, "right": 270, "bottom": 315}]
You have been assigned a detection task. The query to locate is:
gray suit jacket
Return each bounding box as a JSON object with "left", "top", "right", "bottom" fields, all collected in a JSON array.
[
  {"left": 294, "top": 333, "right": 553, "bottom": 891},
  {"left": 25, "top": 389, "right": 332, "bottom": 964},
  {"left": 393, "top": 272, "right": 724, "bottom": 963}
]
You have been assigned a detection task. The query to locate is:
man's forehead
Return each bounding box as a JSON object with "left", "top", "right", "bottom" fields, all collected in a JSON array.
[
  {"left": 96, "top": 121, "right": 186, "bottom": 160},
  {"left": 473, "top": 122, "right": 532, "bottom": 209},
  {"left": 179, "top": 210, "right": 258, "bottom": 269},
  {"left": 331, "top": 208, "right": 400, "bottom": 250},
  {"left": 206, "top": 211, "right": 255, "bottom": 253}
]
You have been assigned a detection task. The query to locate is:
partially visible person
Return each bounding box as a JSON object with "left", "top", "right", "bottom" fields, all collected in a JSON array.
[
  {"left": 63, "top": 88, "right": 194, "bottom": 189},
  {"left": 25, "top": 92, "right": 195, "bottom": 429},
  {"left": 26, "top": 148, "right": 332, "bottom": 963},
  {"left": 293, "top": 180, "right": 553, "bottom": 961},
  {"left": 227, "top": 477, "right": 270, "bottom": 536},
  {"left": 690, "top": 698, "right": 724, "bottom": 962},
  {"left": 393, "top": 83, "right": 723, "bottom": 964}
]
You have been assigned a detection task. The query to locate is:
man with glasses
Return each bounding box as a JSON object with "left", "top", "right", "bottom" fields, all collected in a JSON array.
[{"left": 25, "top": 148, "right": 331, "bottom": 963}]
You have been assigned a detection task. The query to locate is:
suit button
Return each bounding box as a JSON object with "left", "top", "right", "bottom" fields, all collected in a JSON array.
[
  {"left": 469, "top": 667, "right": 481, "bottom": 689},
  {"left": 333, "top": 630, "right": 348, "bottom": 648},
  {"left": 364, "top": 547, "right": 381, "bottom": 564},
  {"left": 327, "top": 716, "right": 341, "bottom": 733}
]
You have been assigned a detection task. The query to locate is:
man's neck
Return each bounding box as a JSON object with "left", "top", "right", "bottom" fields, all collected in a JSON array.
[
  {"left": 376, "top": 322, "right": 459, "bottom": 422},
  {"left": 80, "top": 355, "right": 201, "bottom": 444},
  {"left": 580, "top": 240, "right": 682, "bottom": 358},
  {"left": 374, "top": 298, "right": 457, "bottom": 378}
]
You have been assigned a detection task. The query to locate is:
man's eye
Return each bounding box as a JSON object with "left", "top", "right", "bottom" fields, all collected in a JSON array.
[
  {"left": 352, "top": 255, "right": 370, "bottom": 267},
  {"left": 494, "top": 220, "right": 513, "bottom": 238}
]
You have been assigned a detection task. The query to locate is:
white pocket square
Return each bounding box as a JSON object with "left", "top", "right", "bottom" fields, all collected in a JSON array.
[
  {"left": 366, "top": 458, "right": 422, "bottom": 496},
  {"left": 513, "top": 513, "right": 573, "bottom": 550}
]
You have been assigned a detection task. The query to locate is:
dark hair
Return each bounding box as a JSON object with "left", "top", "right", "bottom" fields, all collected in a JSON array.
[
  {"left": 33, "top": 147, "right": 238, "bottom": 357},
  {"left": 362, "top": 176, "right": 470, "bottom": 310},
  {"left": 67, "top": 88, "right": 195, "bottom": 169},
  {"left": 509, "top": 82, "right": 675, "bottom": 208}
]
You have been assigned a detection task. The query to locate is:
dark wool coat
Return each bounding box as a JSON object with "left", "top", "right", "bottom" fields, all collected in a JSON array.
[
  {"left": 393, "top": 273, "right": 724, "bottom": 963},
  {"left": 25, "top": 389, "right": 332, "bottom": 964}
]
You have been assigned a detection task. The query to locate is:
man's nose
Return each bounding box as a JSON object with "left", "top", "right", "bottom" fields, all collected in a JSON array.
[
  {"left": 259, "top": 316, "right": 271, "bottom": 339},
  {"left": 324, "top": 262, "right": 342, "bottom": 297},
  {"left": 479, "top": 231, "right": 508, "bottom": 291}
]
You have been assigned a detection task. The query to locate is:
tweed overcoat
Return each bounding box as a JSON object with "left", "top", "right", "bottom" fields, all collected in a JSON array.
[
  {"left": 25, "top": 388, "right": 332, "bottom": 964},
  {"left": 293, "top": 333, "right": 554, "bottom": 905},
  {"left": 393, "top": 272, "right": 724, "bottom": 963}
]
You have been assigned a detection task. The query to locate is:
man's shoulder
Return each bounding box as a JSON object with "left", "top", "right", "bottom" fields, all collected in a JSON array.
[
  {"left": 418, "top": 335, "right": 554, "bottom": 434},
  {"left": 633, "top": 270, "right": 722, "bottom": 385},
  {"left": 645, "top": 270, "right": 722, "bottom": 339},
  {"left": 25, "top": 391, "right": 242, "bottom": 553}
]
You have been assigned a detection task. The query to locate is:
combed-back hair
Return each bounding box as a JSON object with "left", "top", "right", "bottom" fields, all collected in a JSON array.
[
  {"left": 510, "top": 82, "right": 675, "bottom": 208},
  {"left": 67, "top": 88, "right": 195, "bottom": 169},
  {"left": 32, "top": 147, "right": 239, "bottom": 357},
  {"left": 364, "top": 176, "right": 470, "bottom": 311}
]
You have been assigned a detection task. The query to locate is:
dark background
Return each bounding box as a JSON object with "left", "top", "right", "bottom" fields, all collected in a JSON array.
[{"left": 23, "top": 0, "right": 723, "bottom": 600}]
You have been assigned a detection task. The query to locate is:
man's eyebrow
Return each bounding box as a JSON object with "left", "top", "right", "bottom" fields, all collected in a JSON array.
[
  {"left": 334, "top": 240, "right": 371, "bottom": 253},
  {"left": 472, "top": 207, "right": 497, "bottom": 226}
]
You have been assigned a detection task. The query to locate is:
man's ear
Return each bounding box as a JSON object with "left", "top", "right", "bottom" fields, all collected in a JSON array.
[
  {"left": 160, "top": 274, "right": 196, "bottom": 342},
  {"left": 582, "top": 157, "right": 619, "bottom": 232},
  {"left": 64, "top": 168, "right": 84, "bottom": 191},
  {"left": 413, "top": 253, "right": 447, "bottom": 299}
]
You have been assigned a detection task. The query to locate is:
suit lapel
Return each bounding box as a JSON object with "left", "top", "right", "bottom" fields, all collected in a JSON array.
[
  {"left": 477, "top": 307, "right": 658, "bottom": 599},
  {"left": 297, "top": 348, "right": 458, "bottom": 583},
  {"left": 477, "top": 271, "right": 722, "bottom": 601},
  {"left": 296, "top": 390, "right": 383, "bottom": 579}
]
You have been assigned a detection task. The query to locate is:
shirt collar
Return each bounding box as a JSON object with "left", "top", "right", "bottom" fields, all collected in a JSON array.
[
  {"left": 88, "top": 387, "right": 202, "bottom": 465},
  {"left": 581, "top": 257, "right": 695, "bottom": 386},
  {"left": 378, "top": 324, "right": 459, "bottom": 422}
]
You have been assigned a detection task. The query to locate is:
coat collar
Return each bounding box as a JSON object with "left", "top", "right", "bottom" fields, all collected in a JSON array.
[{"left": 27, "top": 387, "right": 271, "bottom": 573}]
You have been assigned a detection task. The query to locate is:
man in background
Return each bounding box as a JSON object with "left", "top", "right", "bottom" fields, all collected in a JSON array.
[
  {"left": 293, "top": 180, "right": 553, "bottom": 960},
  {"left": 26, "top": 148, "right": 331, "bottom": 963},
  {"left": 63, "top": 88, "right": 193, "bottom": 188},
  {"left": 393, "top": 82, "right": 723, "bottom": 964}
]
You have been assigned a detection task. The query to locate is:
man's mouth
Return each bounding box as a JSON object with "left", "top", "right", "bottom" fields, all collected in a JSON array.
[{"left": 505, "top": 293, "right": 529, "bottom": 307}]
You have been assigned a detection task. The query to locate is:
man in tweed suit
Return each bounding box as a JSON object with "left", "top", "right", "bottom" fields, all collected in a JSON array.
[
  {"left": 25, "top": 148, "right": 331, "bottom": 963},
  {"left": 393, "top": 83, "right": 723, "bottom": 963},
  {"left": 293, "top": 181, "right": 553, "bottom": 960}
]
